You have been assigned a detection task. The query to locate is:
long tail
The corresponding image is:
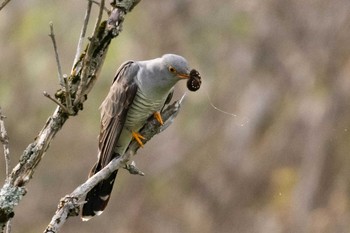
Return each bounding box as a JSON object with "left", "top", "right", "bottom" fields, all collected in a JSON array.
[{"left": 81, "top": 164, "right": 119, "bottom": 221}]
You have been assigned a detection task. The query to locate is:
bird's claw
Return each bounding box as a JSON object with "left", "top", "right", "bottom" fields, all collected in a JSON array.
[
  {"left": 154, "top": 111, "right": 164, "bottom": 125},
  {"left": 132, "top": 131, "right": 145, "bottom": 147}
]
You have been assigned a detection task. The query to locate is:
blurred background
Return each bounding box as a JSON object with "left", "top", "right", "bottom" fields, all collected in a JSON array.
[{"left": 1, "top": 0, "right": 350, "bottom": 232}]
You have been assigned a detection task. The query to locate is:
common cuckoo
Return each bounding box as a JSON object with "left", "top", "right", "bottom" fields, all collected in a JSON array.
[{"left": 82, "top": 54, "right": 193, "bottom": 220}]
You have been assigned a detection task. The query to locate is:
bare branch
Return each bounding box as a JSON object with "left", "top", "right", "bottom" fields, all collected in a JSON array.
[
  {"left": 62, "top": 75, "right": 73, "bottom": 114},
  {"left": 112, "top": 0, "right": 142, "bottom": 12},
  {"left": 124, "top": 161, "right": 145, "bottom": 176},
  {"left": 0, "top": 0, "right": 142, "bottom": 229},
  {"left": 49, "top": 22, "right": 64, "bottom": 88},
  {"left": 72, "top": 1, "right": 93, "bottom": 69},
  {"left": 94, "top": 0, "right": 105, "bottom": 35},
  {"left": 0, "top": 107, "right": 11, "bottom": 233},
  {"left": 73, "top": 0, "right": 105, "bottom": 106},
  {"left": 43, "top": 91, "right": 70, "bottom": 113},
  {"left": 49, "top": 24, "right": 74, "bottom": 115},
  {"left": 5, "top": 221, "right": 10, "bottom": 233},
  {"left": 0, "top": 107, "right": 10, "bottom": 179},
  {"left": 0, "top": 0, "right": 12, "bottom": 11},
  {"left": 44, "top": 96, "right": 184, "bottom": 233},
  {"left": 87, "top": 0, "right": 110, "bottom": 14}
]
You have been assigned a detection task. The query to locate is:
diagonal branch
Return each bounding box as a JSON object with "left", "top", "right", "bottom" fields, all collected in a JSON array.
[
  {"left": 0, "top": 0, "right": 142, "bottom": 230},
  {"left": 44, "top": 97, "right": 184, "bottom": 233},
  {"left": 0, "top": 0, "right": 12, "bottom": 11}
]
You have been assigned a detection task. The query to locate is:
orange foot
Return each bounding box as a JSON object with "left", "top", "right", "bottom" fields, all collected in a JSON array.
[
  {"left": 154, "top": 111, "right": 164, "bottom": 125},
  {"left": 132, "top": 131, "right": 145, "bottom": 148}
]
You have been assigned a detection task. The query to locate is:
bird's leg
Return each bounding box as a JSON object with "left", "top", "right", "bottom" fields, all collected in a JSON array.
[
  {"left": 132, "top": 131, "right": 145, "bottom": 148},
  {"left": 154, "top": 111, "right": 164, "bottom": 125}
]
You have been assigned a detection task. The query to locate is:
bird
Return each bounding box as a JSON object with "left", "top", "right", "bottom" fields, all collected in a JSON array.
[{"left": 81, "top": 54, "right": 191, "bottom": 220}]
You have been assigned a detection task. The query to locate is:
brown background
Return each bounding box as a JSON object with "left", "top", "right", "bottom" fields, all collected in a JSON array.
[{"left": 1, "top": 0, "right": 350, "bottom": 232}]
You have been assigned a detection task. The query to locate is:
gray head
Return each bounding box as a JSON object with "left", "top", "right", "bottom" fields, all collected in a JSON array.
[
  {"left": 160, "top": 54, "right": 190, "bottom": 80},
  {"left": 138, "top": 54, "right": 190, "bottom": 97}
]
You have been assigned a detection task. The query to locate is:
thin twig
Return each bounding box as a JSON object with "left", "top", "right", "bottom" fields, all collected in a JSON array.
[
  {"left": 0, "top": 0, "right": 12, "bottom": 11},
  {"left": 72, "top": 1, "right": 93, "bottom": 69},
  {"left": 49, "top": 22, "right": 64, "bottom": 87},
  {"left": 87, "top": 0, "right": 110, "bottom": 13},
  {"left": 0, "top": 107, "right": 10, "bottom": 179},
  {"left": 92, "top": 0, "right": 105, "bottom": 39},
  {"left": 43, "top": 91, "right": 70, "bottom": 113},
  {"left": 49, "top": 23, "right": 73, "bottom": 115},
  {"left": 124, "top": 161, "right": 145, "bottom": 176}
]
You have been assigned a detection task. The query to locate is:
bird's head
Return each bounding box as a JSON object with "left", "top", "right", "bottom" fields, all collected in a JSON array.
[
  {"left": 137, "top": 54, "right": 192, "bottom": 98},
  {"left": 161, "top": 54, "right": 190, "bottom": 81}
]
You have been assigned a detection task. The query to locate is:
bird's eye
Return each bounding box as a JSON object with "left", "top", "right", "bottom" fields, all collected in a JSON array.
[{"left": 168, "top": 66, "right": 176, "bottom": 74}]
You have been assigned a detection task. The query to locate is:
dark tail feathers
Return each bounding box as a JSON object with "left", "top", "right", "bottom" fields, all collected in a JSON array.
[{"left": 81, "top": 167, "right": 118, "bottom": 221}]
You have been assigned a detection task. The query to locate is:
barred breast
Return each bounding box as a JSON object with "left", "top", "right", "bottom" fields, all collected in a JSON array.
[
  {"left": 124, "top": 89, "right": 166, "bottom": 131},
  {"left": 113, "top": 89, "right": 166, "bottom": 155}
]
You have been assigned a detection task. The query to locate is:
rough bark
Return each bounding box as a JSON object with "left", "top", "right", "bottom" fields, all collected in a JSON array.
[
  {"left": 44, "top": 97, "right": 184, "bottom": 233},
  {"left": 0, "top": 0, "right": 142, "bottom": 231}
]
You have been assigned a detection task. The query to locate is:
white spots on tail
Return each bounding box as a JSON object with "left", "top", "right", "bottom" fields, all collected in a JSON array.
[{"left": 99, "top": 195, "right": 110, "bottom": 201}]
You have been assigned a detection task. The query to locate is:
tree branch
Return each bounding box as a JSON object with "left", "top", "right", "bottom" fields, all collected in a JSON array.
[
  {"left": 73, "top": 0, "right": 105, "bottom": 106},
  {"left": 0, "top": 107, "right": 10, "bottom": 179},
  {"left": 0, "top": 0, "right": 142, "bottom": 230},
  {"left": 43, "top": 91, "right": 70, "bottom": 113},
  {"left": 44, "top": 96, "right": 184, "bottom": 233},
  {"left": 87, "top": 0, "right": 110, "bottom": 13},
  {"left": 0, "top": 107, "right": 12, "bottom": 233},
  {"left": 72, "top": 0, "right": 93, "bottom": 69},
  {"left": 48, "top": 22, "right": 64, "bottom": 88},
  {"left": 49, "top": 23, "right": 74, "bottom": 115},
  {"left": 0, "top": 0, "right": 12, "bottom": 11}
]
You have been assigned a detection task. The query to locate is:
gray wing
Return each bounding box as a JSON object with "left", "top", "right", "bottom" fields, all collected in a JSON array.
[
  {"left": 96, "top": 60, "right": 139, "bottom": 170},
  {"left": 82, "top": 61, "right": 139, "bottom": 219}
]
